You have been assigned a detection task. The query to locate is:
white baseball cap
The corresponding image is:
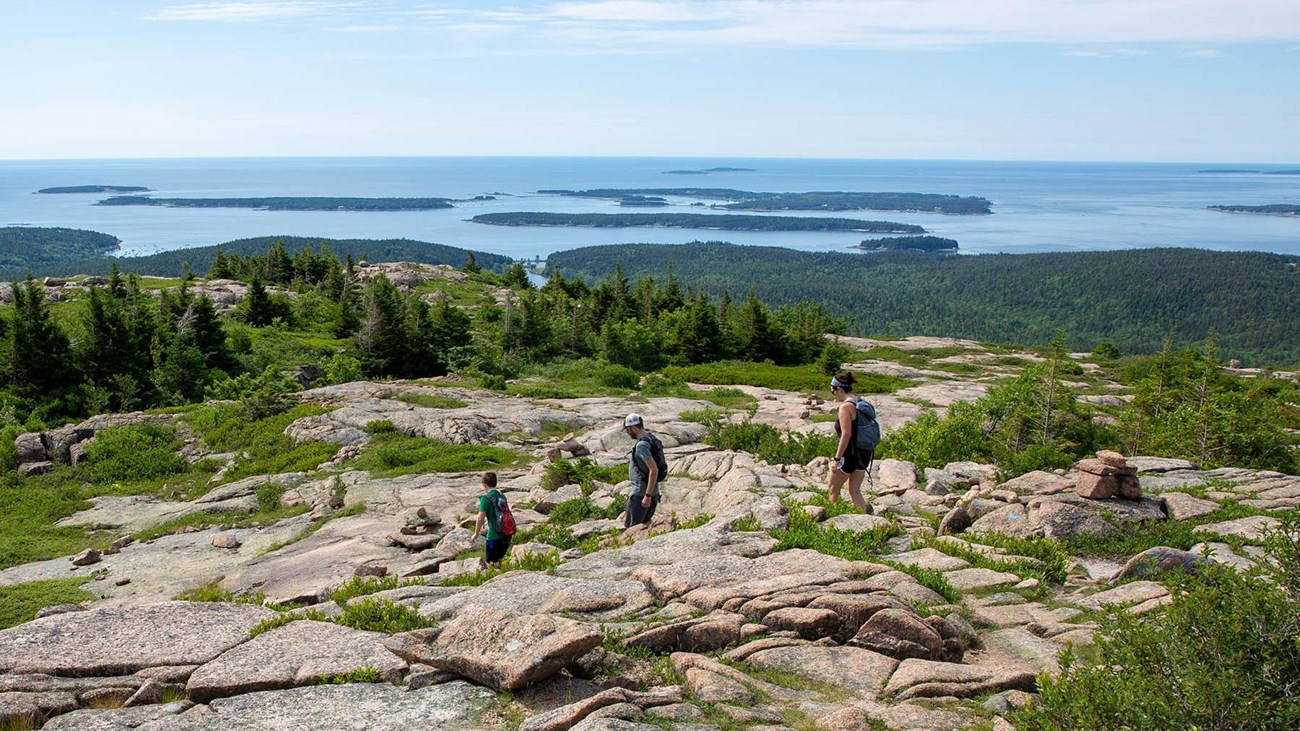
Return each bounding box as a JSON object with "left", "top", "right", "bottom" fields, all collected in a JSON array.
[{"left": 623, "top": 413, "right": 643, "bottom": 427}]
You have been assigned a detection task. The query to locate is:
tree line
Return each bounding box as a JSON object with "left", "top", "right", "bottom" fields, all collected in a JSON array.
[{"left": 548, "top": 242, "right": 1300, "bottom": 366}]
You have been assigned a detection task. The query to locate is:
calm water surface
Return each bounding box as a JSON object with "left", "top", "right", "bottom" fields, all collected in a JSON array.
[{"left": 0, "top": 157, "right": 1297, "bottom": 259}]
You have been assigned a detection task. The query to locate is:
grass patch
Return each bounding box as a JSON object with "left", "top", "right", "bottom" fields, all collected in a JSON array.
[
  {"left": 808, "top": 413, "right": 839, "bottom": 423},
  {"left": 394, "top": 392, "right": 468, "bottom": 410},
  {"left": 330, "top": 575, "right": 424, "bottom": 605},
  {"left": 310, "top": 667, "right": 382, "bottom": 685},
  {"left": 1061, "top": 502, "right": 1273, "bottom": 559},
  {"left": 249, "top": 609, "right": 333, "bottom": 638},
  {"left": 77, "top": 424, "right": 190, "bottom": 485},
  {"left": 440, "top": 550, "right": 563, "bottom": 587},
  {"left": 679, "top": 513, "right": 716, "bottom": 530},
  {"left": 0, "top": 577, "right": 96, "bottom": 629},
  {"left": 694, "top": 386, "right": 759, "bottom": 410},
  {"left": 133, "top": 504, "right": 310, "bottom": 542},
  {"left": 772, "top": 501, "right": 903, "bottom": 561},
  {"left": 916, "top": 536, "right": 1067, "bottom": 584},
  {"left": 961, "top": 533, "right": 1072, "bottom": 584},
  {"left": 176, "top": 583, "right": 267, "bottom": 604},
  {"left": 348, "top": 432, "right": 526, "bottom": 477},
  {"left": 881, "top": 561, "right": 960, "bottom": 603},
  {"left": 664, "top": 360, "right": 911, "bottom": 395},
  {"left": 186, "top": 402, "right": 337, "bottom": 484}
]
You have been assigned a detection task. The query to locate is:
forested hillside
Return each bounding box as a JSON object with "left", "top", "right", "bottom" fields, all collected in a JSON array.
[
  {"left": 0, "top": 229, "right": 508, "bottom": 279},
  {"left": 548, "top": 243, "right": 1300, "bottom": 365}
]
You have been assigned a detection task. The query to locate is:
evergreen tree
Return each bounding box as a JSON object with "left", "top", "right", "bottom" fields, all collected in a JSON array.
[
  {"left": 462, "top": 251, "right": 480, "bottom": 274},
  {"left": 353, "top": 275, "right": 409, "bottom": 377},
  {"left": 240, "top": 278, "right": 275, "bottom": 327},
  {"left": 7, "top": 279, "right": 76, "bottom": 408}
]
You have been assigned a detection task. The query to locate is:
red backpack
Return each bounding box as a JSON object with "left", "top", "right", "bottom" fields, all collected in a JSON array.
[{"left": 490, "top": 494, "right": 517, "bottom": 537}]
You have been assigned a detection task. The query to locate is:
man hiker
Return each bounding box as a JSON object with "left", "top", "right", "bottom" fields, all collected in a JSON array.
[
  {"left": 623, "top": 413, "right": 667, "bottom": 528},
  {"left": 472, "top": 471, "right": 511, "bottom": 568}
]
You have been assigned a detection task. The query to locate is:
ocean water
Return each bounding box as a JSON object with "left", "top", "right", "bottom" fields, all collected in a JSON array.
[{"left": 0, "top": 157, "right": 1297, "bottom": 259}]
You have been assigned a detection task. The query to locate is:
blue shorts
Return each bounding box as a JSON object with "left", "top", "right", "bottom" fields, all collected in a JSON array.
[{"left": 485, "top": 537, "right": 511, "bottom": 563}]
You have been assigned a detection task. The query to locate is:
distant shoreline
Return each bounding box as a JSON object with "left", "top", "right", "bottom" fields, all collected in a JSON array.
[
  {"left": 1208, "top": 204, "right": 1300, "bottom": 218},
  {"left": 471, "top": 212, "right": 925, "bottom": 234},
  {"left": 95, "top": 196, "right": 455, "bottom": 212},
  {"left": 37, "top": 185, "right": 150, "bottom": 194}
]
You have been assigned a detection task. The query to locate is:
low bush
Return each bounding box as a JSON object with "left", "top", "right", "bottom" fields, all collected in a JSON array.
[
  {"left": 336, "top": 598, "right": 433, "bottom": 634},
  {"left": 348, "top": 432, "right": 524, "bottom": 477},
  {"left": 78, "top": 425, "right": 189, "bottom": 485},
  {"left": 395, "top": 393, "right": 467, "bottom": 410},
  {"left": 960, "top": 533, "right": 1072, "bottom": 584},
  {"left": 704, "top": 420, "right": 837, "bottom": 466},
  {"left": 329, "top": 575, "right": 423, "bottom": 605},
  {"left": 664, "top": 360, "right": 910, "bottom": 395},
  {"left": 1013, "top": 515, "right": 1300, "bottom": 730},
  {"left": 772, "top": 503, "right": 903, "bottom": 562},
  {"left": 541, "top": 457, "right": 624, "bottom": 492},
  {"left": 440, "top": 550, "right": 563, "bottom": 587}
]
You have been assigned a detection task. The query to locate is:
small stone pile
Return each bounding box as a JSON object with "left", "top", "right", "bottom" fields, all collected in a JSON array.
[{"left": 1074, "top": 450, "right": 1140, "bottom": 500}]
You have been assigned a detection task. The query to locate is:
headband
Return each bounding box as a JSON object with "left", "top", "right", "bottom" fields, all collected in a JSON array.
[{"left": 830, "top": 376, "right": 847, "bottom": 389}]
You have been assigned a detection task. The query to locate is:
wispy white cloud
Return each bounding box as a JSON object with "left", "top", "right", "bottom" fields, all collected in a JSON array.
[
  {"left": 323, "top": 23, "right": 402, "bottom": 32},
  {"left": 1063, "top": 48, "right": 1152, "bottom": 58},
  {"left": 1183, "top": 48, "right": 1224, "bottom": 58},
  {"left": 399, "top": 0, "right": 1300, "bottom": 51},
  {"left": 147, "top": 1, "right": 356, "bottom": 22}
]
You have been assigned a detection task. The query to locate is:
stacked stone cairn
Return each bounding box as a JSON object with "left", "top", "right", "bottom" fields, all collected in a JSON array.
[{"left": 1074, "top": 450, "right": 1141, "bottom": 500}]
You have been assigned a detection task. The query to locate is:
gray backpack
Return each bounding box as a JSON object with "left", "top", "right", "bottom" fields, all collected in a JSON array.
[{"left": 851, "top": 397, "right": 881, "bottom": 451}]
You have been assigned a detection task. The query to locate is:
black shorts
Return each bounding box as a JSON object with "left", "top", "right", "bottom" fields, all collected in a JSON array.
[
  {"left": 485, "top": 537, "right": 511, "bottom": 563},
  {"left": 840, "top": 448, "right": 873, "bottom": 474}
]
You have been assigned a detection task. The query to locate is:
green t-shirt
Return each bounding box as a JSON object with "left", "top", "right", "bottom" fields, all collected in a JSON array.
[{"left": 478, "top": 489, "right": 507, "bottom": 541}]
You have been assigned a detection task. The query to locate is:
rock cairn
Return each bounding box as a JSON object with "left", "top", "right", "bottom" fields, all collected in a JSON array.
[{"left": 1074, "top": 450, "right": 1141, "bottom": 500}]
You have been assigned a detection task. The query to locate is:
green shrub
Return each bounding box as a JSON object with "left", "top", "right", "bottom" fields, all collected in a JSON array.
[
  {"left": 704, "top": 420, "right": 837, "bottom": 466},
  {"left": 329, "top": 575, "right": 422, "bottom": 604},
  {"left": 349, "top": 432, "right": 524, "bottom": 477},
  {"left": 772, "top": 503, "right": 903, "bottom": 562},
  {"left": 248, "top": 609, "right": 332, "bottom": 638},
  {"left": 1062, "top": 501, "right": 1271, "bottom": 559},
  {"left": 880, "top": 562, "right": 959, "bottom": 604},
  {"left": 960, "top": 533, "right": 1072, "bottom": 585},
  {"left": 336, "top": 598, "right": 433, "bottom": 634},
  {"left": 440, "top": 550, "right": 563, "bottom": 587},
  {"left": 680, "top": 408, "right": 723, "bottom": 424},
  {"left": 480, "top": 374, "right": 508, "bottom": 391},
  {"left": 0, "top": 577, "right": 95, "bottom": 629},
  {"left": 547, "top": 497, "right": 623, "bottom": 527},
  {"left": 363, "top": 419, "right": 395, "bottom": 434},
  {"left": 664, "top": 360, "right": 910, "bottom": 395},
  {"left": 176, "top": 584, "right": 267, "bottom": 604},
  {"left": 1014, "top": 515, "right": 1300, "bottom": 730},
  {"left": 78, "top": 425, "right": 189, "bottom": 485},
  {"left": 541, "top": 457, "right": 624, "bottom": 492},
  {"left": 678, "top": 513, "right": 715, "bottom": 530},
  {"left": 594, "top": 364, "right": 640, "bottom": 390}
]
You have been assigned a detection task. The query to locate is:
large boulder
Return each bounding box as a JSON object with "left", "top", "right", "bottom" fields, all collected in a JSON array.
[
  {"left": 849, "top": 608, "right": 944, "bottom": 661},
  {"left": 423, "top": 609, "right": 602, "bottom": 690},
  {"left": 186, "top": 619, "right": 408, "bottom": 702},
  {"left": 0, "top": 602, "right": 274, "bottom": 676},
  {"left": 1112, "top": 547, "right": 1211, "bottom": 583}
]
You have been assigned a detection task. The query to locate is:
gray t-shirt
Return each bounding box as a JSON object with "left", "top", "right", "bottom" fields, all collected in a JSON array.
[{"left": 628, "top": 439, "right": 655, "bottom": 496}]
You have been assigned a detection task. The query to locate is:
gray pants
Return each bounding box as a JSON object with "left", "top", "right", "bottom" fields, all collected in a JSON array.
[{"left": 624, "top": 494, "right": 659, "bottom": 528}]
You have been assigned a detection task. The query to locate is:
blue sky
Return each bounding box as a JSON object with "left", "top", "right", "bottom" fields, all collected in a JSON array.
[{"left": 3, "top": 0, "right": 1299, "bottom": 162}]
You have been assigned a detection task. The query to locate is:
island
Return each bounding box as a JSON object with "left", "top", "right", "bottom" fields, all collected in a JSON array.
[
  {"left": 470, "top": 212, "right": 925, "bottom": 233},
  {"left": 618, "top": 195, "right": 669, "bottom": 207},
  {"left": 858, "top": 235, "right": 959, "bottom": 252},
  {"left": 37, "top": 185, "right": 150, "bottom": 194},
  {"left": 539, "top": 188, "right": 991, "bottom": 215},
  {"left": 663, "top": 167, "right": 757, "bottom": 175},
  {"left": 94, "top": 196, "right": 454, "bottom": 211},
  {"left": 1208, "top": 204, "right": 1300, "bottom": 217}
]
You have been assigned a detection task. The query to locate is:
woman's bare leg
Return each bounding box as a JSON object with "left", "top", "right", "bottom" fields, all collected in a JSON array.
[
  {"left": 827, "top": 467, "right": 848, "bottom": 502},
  {"left": 847, "top": 469, "right": 870, "bottom": 512}
]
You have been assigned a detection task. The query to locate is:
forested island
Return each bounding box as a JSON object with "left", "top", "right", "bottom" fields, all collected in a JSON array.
[
  {"left": 95, "top": 196, "right": 454, "bottom": 211},
  {"left": 36, "top": 185, "right": 150, "bottom": 194},
  {"left": 1209, "top": 204, "right": 1300, "bottom": 217},
  {"left": 618, "top": 195, "right": 669, "bottom": 207},
  {"left": 0, "top": 227, "right": 120, "bottom": 270},
  {"left": 0, "top": 228, "right": 507, "bottom": 280},
  {"left": 471, "top": 212, "right": 925, "bottom": 234},
  {"left": 540, "top": 188, "right": 992, "bottom": 215},
  {"left": 548, "top": 241, "right": 1300, "bottom": 364},
  {"left": 858, "top": 235, "right": 959, "bottom": 252}
]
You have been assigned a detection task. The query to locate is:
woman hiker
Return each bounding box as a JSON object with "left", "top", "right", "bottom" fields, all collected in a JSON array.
[{"left": 828, "top": 371, "right": 873, "bottom": 513}]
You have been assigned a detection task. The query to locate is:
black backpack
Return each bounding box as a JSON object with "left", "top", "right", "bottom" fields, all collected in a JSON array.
[
  {"left": 632, "top": 433, "right": 669, "bottom": 480},
  {"left": 851, "top": 397, "right": 881, "bottom": 451}
]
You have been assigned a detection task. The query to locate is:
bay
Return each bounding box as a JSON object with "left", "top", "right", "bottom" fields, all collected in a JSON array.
[{"left": 0, "top": 156, "right": 1297, "bottom": 259}]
